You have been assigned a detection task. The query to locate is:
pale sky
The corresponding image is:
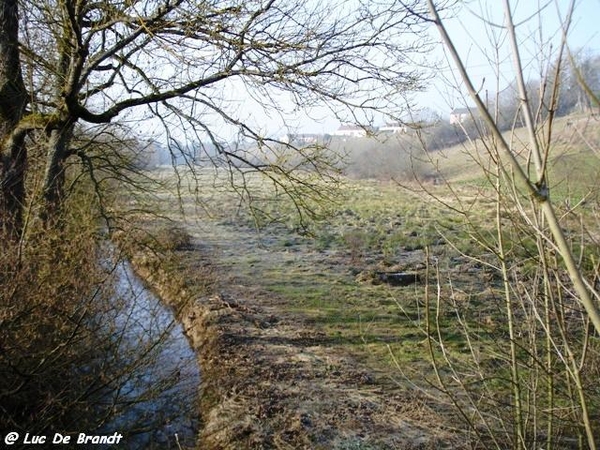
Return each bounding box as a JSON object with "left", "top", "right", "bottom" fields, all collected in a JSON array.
[
  {"left": 253, "top": 0, "right": 600, "bottom": 137},
  {"left": 418, "top": 0, "right": 600, "bottom": 115},
  {"left": 140, "top": 0, "right": 600, "bottom": 144}
]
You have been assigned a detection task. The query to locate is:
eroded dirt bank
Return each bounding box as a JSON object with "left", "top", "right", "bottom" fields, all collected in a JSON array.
[{"left": 116, "top": 228, "right": 461, "bottom": 450}]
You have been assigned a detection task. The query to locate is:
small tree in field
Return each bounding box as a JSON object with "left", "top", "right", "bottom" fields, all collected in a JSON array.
[{"left": 412, "top": 1, "right": 600, "bottom": 448}]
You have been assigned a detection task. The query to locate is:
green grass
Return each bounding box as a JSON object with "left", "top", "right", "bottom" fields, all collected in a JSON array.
[{"left": 128, "top": 112, "right": 600, "bottom": 446}]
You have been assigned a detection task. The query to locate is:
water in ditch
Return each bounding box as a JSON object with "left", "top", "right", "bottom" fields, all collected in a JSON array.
[{"left": 94, "top": 257, "right": 200, "bottom": 449}]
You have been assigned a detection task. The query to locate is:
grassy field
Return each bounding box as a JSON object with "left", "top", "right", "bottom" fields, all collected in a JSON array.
[{"left": 124, "top": 113, "right": 600, "bottom": 449}]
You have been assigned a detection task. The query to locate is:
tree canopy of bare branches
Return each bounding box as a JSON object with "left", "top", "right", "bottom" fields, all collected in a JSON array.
[{"left": 0, "top": 0, "right": 429, "bottom": 239}]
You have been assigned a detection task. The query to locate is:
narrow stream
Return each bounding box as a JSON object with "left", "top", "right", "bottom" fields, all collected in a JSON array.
[{"left": 96, "top": 257, "right": 200, "bottom": 448}]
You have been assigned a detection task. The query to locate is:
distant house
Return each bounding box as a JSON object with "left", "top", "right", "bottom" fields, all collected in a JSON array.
[
  {"left": 449, "top": 107, "right": 473, "bottom": 124},
  {"left": 333, "top": 124, "right": 372, "bottom": 138},
  {"left": 379, "top": 122, "right": 407, "bottom": 134}
]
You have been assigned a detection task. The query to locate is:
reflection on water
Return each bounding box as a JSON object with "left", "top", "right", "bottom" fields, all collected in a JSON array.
[{"left": 97, "top": 258, "right": 200, "bottom": 449}]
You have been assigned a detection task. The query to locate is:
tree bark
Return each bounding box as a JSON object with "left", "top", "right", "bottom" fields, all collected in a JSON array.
[
  {"left": 0, "top": 0, "right": 28, "bottom": 239},
  {"left": 41, "top": 123, "right": 75, "bottom": 225}
]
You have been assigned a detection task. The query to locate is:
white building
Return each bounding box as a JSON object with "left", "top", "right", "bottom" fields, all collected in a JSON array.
[
  {"left": 449, "top": 107, "right": 472, "bottom": 124},
  {"left": 379, "top": 122, "right": 407, "bottom": 134},
  {"left": 333, "top": 124, "right": 371, "bottom": 137}
]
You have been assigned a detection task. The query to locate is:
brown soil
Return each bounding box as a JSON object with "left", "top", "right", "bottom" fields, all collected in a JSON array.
[{"left": 119, "top": 228, "right": 463, "bottom": 450}]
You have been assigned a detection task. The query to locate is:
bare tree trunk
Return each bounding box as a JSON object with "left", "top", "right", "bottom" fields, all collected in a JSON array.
[
  {"left": 1, "top": 134, "right": 27, "bottom": 238},
  {"left": 0, "top": 0, "right": 28, "bottom": 239},
  {"left": 41, "top": 124, "right": 75, "bottom": 225}
]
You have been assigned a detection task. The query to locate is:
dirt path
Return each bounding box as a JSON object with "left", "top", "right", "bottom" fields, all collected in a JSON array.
[{"left": 123, "top": 220, "right": 461, "bottom": 449}]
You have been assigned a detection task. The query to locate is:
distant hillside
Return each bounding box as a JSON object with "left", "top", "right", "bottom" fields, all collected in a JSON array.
[{"left": 423, "top": 113, "right": 600, "bottom": 201}]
